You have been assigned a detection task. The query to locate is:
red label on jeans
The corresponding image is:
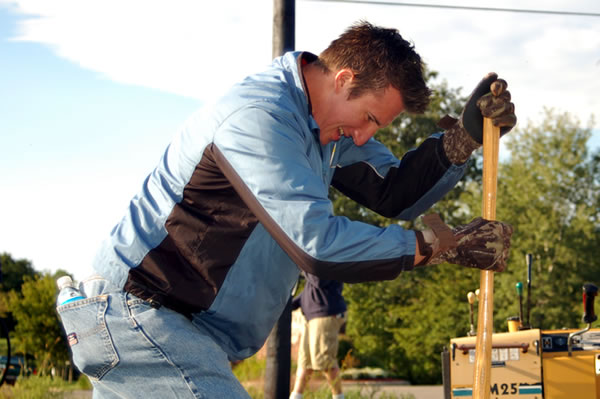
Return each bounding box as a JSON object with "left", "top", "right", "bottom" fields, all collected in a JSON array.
[{"left": 67, "top": 332, "right": 78, "bottom": 347}]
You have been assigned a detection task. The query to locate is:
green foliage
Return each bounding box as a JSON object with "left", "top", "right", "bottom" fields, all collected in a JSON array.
[
  {"left": 0, "top": 253, "right": 38, "bottom": 294},
  {"left": 492, "top": 110, "right": 600, "bottom": 330},
  {"left": 246, "top": 386, "right": 265, "bottom": 399},
  {"left": 5, "top": 275, "right": 69, "bottom": 377},
  {"left": 76, "top": 375, "right": 92, "bottom": 390},
  {"left": 344, "top": 267, "right": 480, "bottom": 383},
  {"left": 0, "top": 254, "right": 39, "bottom": 324},
  {"left": 232, "top": 356, "right": 266, "bottom": 382}
]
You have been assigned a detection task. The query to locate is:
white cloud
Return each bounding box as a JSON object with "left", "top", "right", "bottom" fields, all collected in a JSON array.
[{"left": 6, "top": 0, "right": 274, "bottom": 99}]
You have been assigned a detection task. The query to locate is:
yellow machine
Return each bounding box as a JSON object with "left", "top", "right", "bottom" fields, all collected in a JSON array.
[{"left": 442, "top": 255, "right": 600, "bottom": 398}]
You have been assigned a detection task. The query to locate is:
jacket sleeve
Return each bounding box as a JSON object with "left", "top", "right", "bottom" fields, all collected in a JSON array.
[
  {"left": 331, "top": 134, "right": 467, "bottom": 220},
  {"left": 212, "top": 105, "right": 425, "bottom": 282}
]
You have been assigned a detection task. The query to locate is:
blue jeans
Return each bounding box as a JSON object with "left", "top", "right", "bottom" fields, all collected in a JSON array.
[{"left": 57, "top": 276, "right": 250, "bottom": 398}]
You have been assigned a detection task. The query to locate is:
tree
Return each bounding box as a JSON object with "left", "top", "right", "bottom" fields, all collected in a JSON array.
[
  {"left": 0, "top": 252, "right": 38, "bottom": 293},
  {"left": 6, "top": 273, "right": 70, "bottom": 376},
  {"left": 490, "top": 110, "right": 600, "bottom": 331},
  {"left": 0, "top": 253, "right": 40, "bottom": 331}
]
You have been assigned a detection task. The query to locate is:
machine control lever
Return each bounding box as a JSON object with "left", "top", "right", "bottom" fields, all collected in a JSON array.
[
  {"left": 568, "top": 283, "right": 598, "bottom": 356},
  {"left": 583, "top": 283, "right": 598, "bottom": 324}
]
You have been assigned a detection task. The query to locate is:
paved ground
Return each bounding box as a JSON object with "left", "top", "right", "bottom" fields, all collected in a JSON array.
[{"left": 343, "top": 381, "right": 443, "bottom": 399}]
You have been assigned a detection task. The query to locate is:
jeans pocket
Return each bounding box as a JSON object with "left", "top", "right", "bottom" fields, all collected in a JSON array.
[{"left": 57, "top": 295, "right": 119, "bottom": 380}]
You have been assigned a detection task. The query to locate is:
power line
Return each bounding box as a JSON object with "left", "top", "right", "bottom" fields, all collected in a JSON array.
[{"left": 301, "top": 0, "right": 600, "bottom": 17}]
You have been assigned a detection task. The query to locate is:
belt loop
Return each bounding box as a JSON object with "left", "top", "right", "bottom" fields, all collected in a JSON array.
[{"left": 147, "top": 298, "right": 162, "bottom": 309}]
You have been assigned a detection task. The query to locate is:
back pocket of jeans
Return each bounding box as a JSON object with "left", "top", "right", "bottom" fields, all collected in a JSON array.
[{"left": 57, "top": 295, "right": 119, "bottom": 380}]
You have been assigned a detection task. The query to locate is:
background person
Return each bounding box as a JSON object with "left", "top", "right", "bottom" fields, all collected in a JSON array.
[{"left": 290, "top": 274, "right": 347, "bottom": 399}]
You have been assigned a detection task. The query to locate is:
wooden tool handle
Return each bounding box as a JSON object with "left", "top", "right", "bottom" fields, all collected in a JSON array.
[{"left": 473, "top": 117, "right": 500, "bottom": 399}]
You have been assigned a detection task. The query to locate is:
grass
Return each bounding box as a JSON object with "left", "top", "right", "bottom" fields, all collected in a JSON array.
[
  {"left": 232, "top": 356, "right": 266, "bottom": 381},
  {"left": 0, "top": 375, "right": 92, "bottom": 399}
]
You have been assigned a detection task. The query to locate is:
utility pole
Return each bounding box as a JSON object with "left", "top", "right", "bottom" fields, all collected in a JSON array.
[
  {"left": 264, "top": 298, "right": 294, "bottom": 399},
  {"left": 264, "top": 2, "right": 295, "bottom": 397},
  {"left": 272, "top": 0, "right": 295, "bottom": 58}
]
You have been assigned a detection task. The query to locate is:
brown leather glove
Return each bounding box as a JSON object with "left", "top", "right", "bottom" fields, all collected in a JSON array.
[
  {"left": 416, "top": 216, "right": 513, "bottom": 272},
  {"left": 441, "top": 73, "right": 517, "bottom": 164}
]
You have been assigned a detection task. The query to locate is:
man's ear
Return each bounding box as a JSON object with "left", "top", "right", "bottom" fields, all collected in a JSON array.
[{"left": 334, "top": 69, "right": 354, "bottom": 93}]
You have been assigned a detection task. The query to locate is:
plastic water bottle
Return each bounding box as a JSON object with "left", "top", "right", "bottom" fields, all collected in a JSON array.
[{"left": 56, "top": 276, "right": 85, "bottom": 306}]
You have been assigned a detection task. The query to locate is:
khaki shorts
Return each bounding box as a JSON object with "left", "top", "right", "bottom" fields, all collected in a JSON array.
[{"left": 297, "top": 313, "right": 346, "bottom": 371}]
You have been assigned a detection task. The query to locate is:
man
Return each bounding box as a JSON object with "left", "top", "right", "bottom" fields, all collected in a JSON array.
[
  {"left": 290, "top": 274, "right": 347, "bottom": 399},
  {"left": 57, "top": 21, "right": 516, "bottom": 398}
]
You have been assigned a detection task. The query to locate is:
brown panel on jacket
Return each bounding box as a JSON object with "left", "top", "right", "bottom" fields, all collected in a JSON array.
[{"left": 124, "top": 145, "right": 259, "bottom": 315}]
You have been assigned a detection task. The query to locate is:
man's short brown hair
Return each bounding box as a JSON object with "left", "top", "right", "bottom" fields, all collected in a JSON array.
[{"left": 317, "top": 21, "right": 431, "bottom": 114}]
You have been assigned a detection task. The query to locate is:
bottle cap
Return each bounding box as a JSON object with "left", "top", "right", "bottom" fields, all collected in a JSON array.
[{"left": 56, "top": 276, "right": 74, "bottom": 290}]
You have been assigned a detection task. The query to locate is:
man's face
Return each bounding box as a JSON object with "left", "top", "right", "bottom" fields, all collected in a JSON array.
[{"left": 319, "top": 78, "right": 406, "bottom": 147}]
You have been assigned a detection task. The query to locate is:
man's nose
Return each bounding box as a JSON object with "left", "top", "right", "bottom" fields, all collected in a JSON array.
[{"left": 354, "top": 126, "right": 377, "bottom": 146}]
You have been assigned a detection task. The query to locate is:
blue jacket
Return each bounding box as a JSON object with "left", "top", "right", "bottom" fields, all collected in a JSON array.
[{"left": 93, "top": 51, "right": 466, "bottom": 360}]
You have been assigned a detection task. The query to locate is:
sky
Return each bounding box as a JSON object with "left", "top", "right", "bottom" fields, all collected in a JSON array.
[{"left": 1, "top": 0, "right": 599, "bottom": 282}]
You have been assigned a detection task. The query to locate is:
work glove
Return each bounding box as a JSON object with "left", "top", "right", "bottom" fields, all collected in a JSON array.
[
  {"left": 416, "top": 214, "right": 513, "bottom": 272},
  {"left": 441, "top": 73, "right": 517, "bottom": 164}
]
